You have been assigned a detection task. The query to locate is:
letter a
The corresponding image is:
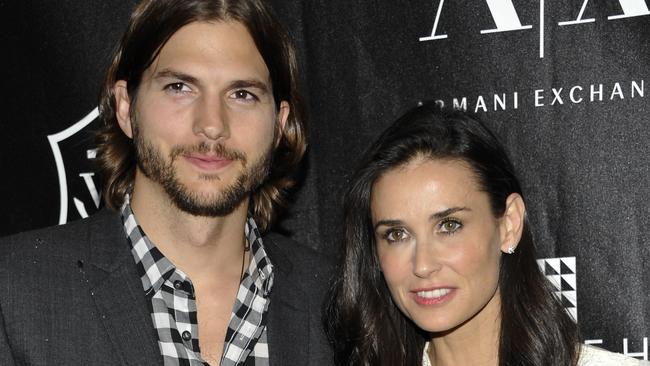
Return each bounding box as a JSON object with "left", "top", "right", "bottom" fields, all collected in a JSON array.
[
  {"left": 609, "top": 0, "right": 650, "bottom": 20},
  {"left": 480, "top": 0, "right": 532, "bottom": 34},
  {"left": 558, "top": 0, "right": 596, "bottom": 26},
  {"left": 420, "top": 0, "right": 448, "bottom": 41}
]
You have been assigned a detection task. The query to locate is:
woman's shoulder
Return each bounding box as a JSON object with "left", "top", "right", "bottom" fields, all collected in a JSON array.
[{"left": 578, "top": 344, "right": 649, "bottom": 366}]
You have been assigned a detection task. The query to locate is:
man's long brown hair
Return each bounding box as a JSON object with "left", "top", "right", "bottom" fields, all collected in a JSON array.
[{"left": 96, "top": 0, "right": 306, "bottom": 232}]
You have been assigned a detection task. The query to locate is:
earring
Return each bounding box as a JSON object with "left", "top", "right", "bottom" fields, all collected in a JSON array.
[{"left": 506, "top": 245, "right": 516, "bottom": 254}]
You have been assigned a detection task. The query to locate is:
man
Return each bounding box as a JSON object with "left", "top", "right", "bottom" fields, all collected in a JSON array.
[{"left": 0, "top": 1, "right": 332, "bottom": 365}]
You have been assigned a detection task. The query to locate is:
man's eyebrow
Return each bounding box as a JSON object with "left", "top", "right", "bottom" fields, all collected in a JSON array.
[
  {"left": 152, "top": 69, "right": 199, "bottom": 85},
  {"left": 227, "top": 79, "right": 271, "bottom": 94},
  {"left": 152, "top": 70, "right": 270, "bottom": 94}
]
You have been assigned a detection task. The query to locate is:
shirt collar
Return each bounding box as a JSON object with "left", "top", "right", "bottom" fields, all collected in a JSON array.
[
  {"left": 120, "top": 194, "right": 274, "bottom": 296},
  {"left": 245, "top": 214, "right": 274, "bottom": 296}
]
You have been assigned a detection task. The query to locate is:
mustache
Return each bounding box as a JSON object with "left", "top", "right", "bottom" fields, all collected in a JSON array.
[{"left": 169, "top": 142, "right": 246, "bottom": 162}]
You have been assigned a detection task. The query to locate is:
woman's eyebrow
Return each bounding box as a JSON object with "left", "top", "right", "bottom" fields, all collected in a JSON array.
[
  {"left": 373, "top": 207, "right": 470, "bottom": 230},
  {"left": 373, "top": 219, "right": 403, "bottom": 231},
  {"left": 430, "top": 207, "right": 469, "bottom": 220}
]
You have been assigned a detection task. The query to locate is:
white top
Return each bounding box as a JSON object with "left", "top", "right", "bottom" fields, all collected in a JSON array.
[
  {"left": 421, "top": 343, "right": 649, "bottom": 365},
  {"left": 578, "top": 345, "right": 649, "bottom": 366}
]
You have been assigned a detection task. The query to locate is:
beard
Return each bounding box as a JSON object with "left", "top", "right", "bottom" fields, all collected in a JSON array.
[{"left": 132, "top": 125, "right": 273, "bottom": 217}]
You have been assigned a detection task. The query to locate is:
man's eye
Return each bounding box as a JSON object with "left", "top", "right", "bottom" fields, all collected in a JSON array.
[
  {"left": 439, "top": 219, "right": 462, "bottom": 234},
  {"left": 384, "top": 229, "right": 409, "bottom": 243},
  {"left": 231, "top": 90, "right": 258, "bottom": 101},
  {"left": 164, "top": 82, "right": 191, "bottom": 94}
]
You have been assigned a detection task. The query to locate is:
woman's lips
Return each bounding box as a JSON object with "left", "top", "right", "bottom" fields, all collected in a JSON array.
[{"left": 411, "top": 287, "right": 456, "bottom": 305}]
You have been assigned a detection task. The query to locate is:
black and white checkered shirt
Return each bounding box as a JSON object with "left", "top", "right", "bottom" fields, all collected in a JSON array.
[{"left": 121, "top": 198, "right": 273, "bottom": 365}]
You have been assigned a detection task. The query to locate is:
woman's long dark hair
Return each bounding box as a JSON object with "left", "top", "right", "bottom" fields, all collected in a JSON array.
[{"left": 324, "top": 103, "right": 580, "bottom": 366}]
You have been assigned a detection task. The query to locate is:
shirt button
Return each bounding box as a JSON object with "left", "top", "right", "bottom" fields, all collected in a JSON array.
[
  {"left": 182, "top": 331, "right": 192, "bottom": 341},
  {"left": 174, "top": 281, "right": 183, "bottom": 290}
]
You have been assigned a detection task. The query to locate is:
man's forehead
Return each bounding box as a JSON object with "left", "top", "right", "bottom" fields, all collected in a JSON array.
[{"left": 146, "top": 20, "right": 270, "bottom": 83}]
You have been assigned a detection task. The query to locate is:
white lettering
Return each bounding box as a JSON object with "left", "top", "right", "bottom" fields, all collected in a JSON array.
[
  {"left": 480, "top": 0, "right": 533, "bottom": 34},
  {"left": 79, "top": 173, "right": 101, "bottom": 209},
  {"left": 73, "top": 172, "right": 101, "bottom": 218},
  {"left": 494, "top": 93, "right": 506, "bottom": 111},
  {"left": 74, "top": 198, "right": 90, "bottom": 219},
  {"left": 551, "top": 88, "right": 564, "bottom": 105},
  {"left": 474, "top": 96, "right": 488, "bottom": 112},
  {"left": 453, "top": 97, "right": 468, "bottom": 111},
  {"left": 539, "top": 0, "right": 544, "bottom": 58},
  {"left": 420, "top": 0, "right": 448, "bottom": 41},
  {"left": 431, "top": 80, "right": 643, "bottom": 114},
  {"left": 570, "top": 86, "right": 583, "bottom": 103},
  {"left": 585, "top": 339, "right": 604, "bottom": 345},
  {"left": 632, "top": 80, "right": 645, "bottom": 98},
  {"left": 558, "top": 0, "right": 596, "bottom": 25},
  {"left": 609, "top": 0, "right": 650, "bottom": 20},
  {"left": 610, "top": 82, "right": 624, "bottom": 100},
  {"left": 590, "top": 84, "right": 604, "bottom": 101},
  {"left": 535, "top": 89, "right": 545, "bottom": 106},
  {"left": 435, "top": 99, "right": 445, "bottom": 108},
  {"left": 623, "top": 337, "right": 648, "bottom": 361},
  {"left": 513, "top": 92, "right": 519, "bottom": 109}
]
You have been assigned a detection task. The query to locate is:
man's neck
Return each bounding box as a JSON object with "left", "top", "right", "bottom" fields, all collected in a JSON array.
[{"left": 129, "top": 178, "right": 249, "bottom": 282}]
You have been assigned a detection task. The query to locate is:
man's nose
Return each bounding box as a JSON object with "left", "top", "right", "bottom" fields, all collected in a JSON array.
[{"left": 193, "top": 96, "right": 229, "bottom": 140}]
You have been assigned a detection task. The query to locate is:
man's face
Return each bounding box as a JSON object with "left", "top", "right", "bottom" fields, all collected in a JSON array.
[{"left": 115, "top": 21, "right": 289, "bottom": 216}]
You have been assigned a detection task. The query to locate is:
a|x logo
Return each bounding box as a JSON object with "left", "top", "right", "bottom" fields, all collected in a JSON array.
[{"left": 420, "top": 0, "right": 650, "bottom": 58}]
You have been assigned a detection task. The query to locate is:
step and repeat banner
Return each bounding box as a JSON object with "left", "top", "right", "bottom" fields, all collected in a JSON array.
[{"left": 1, "top": 0, "right": 648, "bottom": 359}]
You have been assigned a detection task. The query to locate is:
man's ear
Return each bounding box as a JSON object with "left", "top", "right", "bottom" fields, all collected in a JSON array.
[
  {"left": 114, "top": 80, "right": 134, "bottom": 139},
  {"left": 499, "top": 193, "right": 526, "bottom": 253},
  {"left": 275, "top": 100, "right": 290, "bottom": 146}
]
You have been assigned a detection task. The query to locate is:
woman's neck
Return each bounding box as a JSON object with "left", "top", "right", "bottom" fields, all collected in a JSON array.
[{"left": 428, "top": 291, "right": 502, "bottom": 366}]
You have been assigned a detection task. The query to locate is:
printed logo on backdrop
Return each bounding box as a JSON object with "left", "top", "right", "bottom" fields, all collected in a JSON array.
[
  {"left": 47, "top": 108, "right": 102, "bottom": 225},
  {"left": 419, "top": 0, "right": 648, "bottom": 113},
  {"left": 420, "top": 0, "right": 650, "bottom": 58},
  {"left": 432, "top": 80, "right": 645, "bottom": 113},
  {"left": 537, "top": 257, "right": 649, "bottom": 360},
  {"left": 537, "top": 256, "right": 577, "bottom": 321}
]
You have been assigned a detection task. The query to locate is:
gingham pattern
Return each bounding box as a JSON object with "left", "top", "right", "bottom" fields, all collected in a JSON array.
[{"left": 121, "top": 198, "right": 273, "bottom": 366}]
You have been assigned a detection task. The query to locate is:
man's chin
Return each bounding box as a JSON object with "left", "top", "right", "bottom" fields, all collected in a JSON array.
[
  {"left": 164, "top": 183, "right": 250, "bottom": 217},
  {"left": 170, "top": 196, "right": 247, "bottom": 217}
]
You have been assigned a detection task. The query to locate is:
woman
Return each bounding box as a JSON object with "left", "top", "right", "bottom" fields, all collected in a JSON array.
[{"left": 324, "top": 103, "right": 644, "bottom": 366}]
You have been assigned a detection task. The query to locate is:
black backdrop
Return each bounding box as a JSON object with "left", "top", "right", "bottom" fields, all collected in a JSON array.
[{"left": 1, "top": 0, "right": 648, "bottom": 359}]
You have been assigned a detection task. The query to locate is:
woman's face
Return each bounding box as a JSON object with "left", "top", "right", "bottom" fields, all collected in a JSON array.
[{"left": 371, "top": 158, "right": 512, "bottom": 334}]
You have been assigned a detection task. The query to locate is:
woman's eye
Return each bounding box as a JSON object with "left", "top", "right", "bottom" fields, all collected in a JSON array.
[
  {"left": 384, "top": 229, "right": 409, "bottom": 243},
  {"left": 439, "top": 219, "right": 462, "bottom": 234},
  {"left": 164, "top": 82, "right": 191, "bottom": 94}
]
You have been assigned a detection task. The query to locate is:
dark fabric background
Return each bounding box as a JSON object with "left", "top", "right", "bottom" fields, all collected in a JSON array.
[{"left": 1, "top": 0, "right": 648, "bottom": 358}]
